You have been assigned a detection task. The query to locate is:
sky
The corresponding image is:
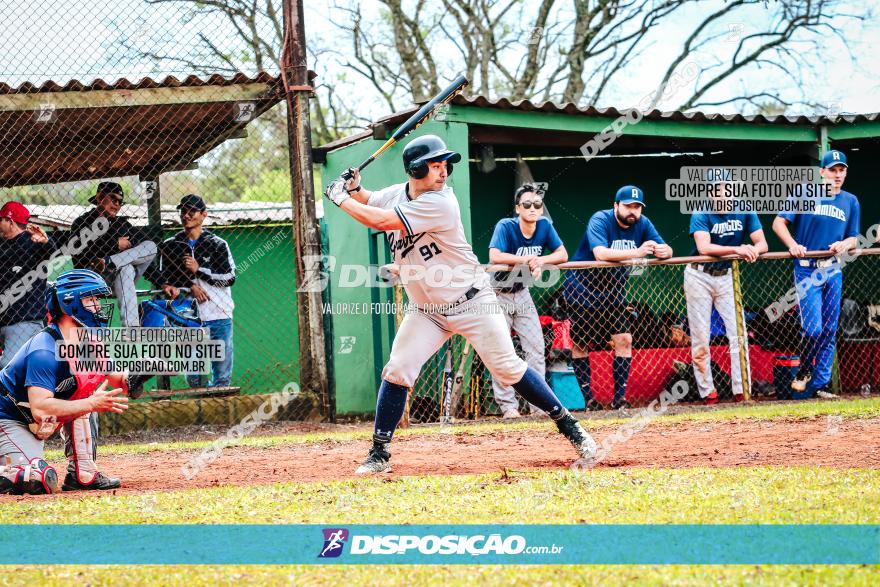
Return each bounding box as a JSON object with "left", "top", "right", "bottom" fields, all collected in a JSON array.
[{"left": 1, "top": 0, "right": 878, "bottom": 118}]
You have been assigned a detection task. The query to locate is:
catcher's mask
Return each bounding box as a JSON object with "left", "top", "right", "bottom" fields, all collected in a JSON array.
[{"left": 47, "top": 269, "right": 114, "bottom": 328}]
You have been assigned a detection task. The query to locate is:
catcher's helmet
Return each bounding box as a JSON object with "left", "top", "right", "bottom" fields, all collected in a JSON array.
[
  {"left": 402, "top": 135, "right": 461, "bottom": 179},
  {"left": 47, "top": 269, "right": 114, "bottom": 328}
]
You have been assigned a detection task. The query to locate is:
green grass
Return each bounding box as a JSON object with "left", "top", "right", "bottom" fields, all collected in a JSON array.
[
  {"left": 16, "top": 564, "right": 880, "bottom": 587},
  {"left": 16, "top": 398, "right": 880, "bottom": 585},
  {"left": 5, "top": 467, "right": 879, "bottom": 525},
  {"left": 44, "top": 396, "right": 880, "bottom": 461},
  {"left": 3, "top": 467, "right": 879, "bottom": 585}
]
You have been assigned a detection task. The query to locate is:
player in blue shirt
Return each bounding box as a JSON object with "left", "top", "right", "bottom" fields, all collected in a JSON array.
[
  {"left": 686, "top": 170, "right": 768, "bottom": 404},
  {"left": 488, "top": 183, "right": 567, "bottom": 418},
  {"left": 564, "top": 186, "right": 672, "bottom": 410},
  {"left": 0, "top": 270, "right": 129, "bottom": 494},
  {"left": 772, "top": 150, "right": 861, "bottom": 398}
]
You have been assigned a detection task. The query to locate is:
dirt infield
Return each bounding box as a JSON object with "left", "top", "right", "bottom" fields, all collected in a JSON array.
[{"left": 14, "top": 416, "right": 877, "bottom": 499}]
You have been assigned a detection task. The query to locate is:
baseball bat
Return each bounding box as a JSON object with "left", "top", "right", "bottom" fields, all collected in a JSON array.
[
  {"left": 441, "top": 344, "right": 455, "bottom": 424},
  {"left": 343, "top": 75, "right": 469, "bottom": 180},
  {"left": 449, "top": 340, "right": 472, "bottom": 420}
]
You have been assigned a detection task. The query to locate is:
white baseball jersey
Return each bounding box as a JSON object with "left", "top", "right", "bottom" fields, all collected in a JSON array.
[{"left": 368, "top": 182, "right": 489, "bottom": 307}]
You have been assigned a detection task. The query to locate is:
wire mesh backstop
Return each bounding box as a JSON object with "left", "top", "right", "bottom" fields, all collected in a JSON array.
[
  {"left": 403, "top": 250, "right": 880, "bottom": 424},
  {"left": 0, "top": 0, "right": 325, "bottom": 432}
]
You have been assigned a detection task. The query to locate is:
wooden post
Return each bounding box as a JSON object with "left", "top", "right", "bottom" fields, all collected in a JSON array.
[
  {"left": 731, "top": 259, "right": 751, "bottom": 401},
  {"left": 142, "top": 174, "right": 171, "bottom": 391},
  {"left": 283, "top": 0, "right": 329, "bottom": 413}
]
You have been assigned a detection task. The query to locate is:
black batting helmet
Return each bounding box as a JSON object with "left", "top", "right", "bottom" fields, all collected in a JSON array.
[{"left": 402, "top": 135, "right": 461, "bottom": 179}]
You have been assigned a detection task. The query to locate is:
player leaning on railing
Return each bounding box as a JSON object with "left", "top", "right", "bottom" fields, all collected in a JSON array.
[
  {"left": 563, "top": 186, "right": 673, "bottom": 411},
  {"left": 772, "top": 150, "right": 861, "bottom": 399},
  {"left": 488, "top": 183, "right": 568, "bottom": 419},
  {"left": 685, "top": 169, "right": 768, "bottom": 404},
  {"left": 324, "top": 134, "right": 597, "bottom": 474}
]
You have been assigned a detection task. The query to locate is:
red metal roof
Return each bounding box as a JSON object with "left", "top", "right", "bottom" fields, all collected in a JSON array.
[
  {"left": 0, "top": 72, "right": 287, "bottom": 187},
  {"left": 0, "top": 72, "right": 282, "bottom": 95}
]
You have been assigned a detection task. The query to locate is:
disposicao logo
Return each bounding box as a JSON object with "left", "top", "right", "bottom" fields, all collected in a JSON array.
[
  {"left": 318, "top": 528, "right": 349, "bottom": 558},
  {"left": 349, "top": 534, "right": 527, "bottom": 556}
]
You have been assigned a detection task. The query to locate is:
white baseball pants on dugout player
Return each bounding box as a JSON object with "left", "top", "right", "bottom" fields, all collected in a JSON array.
[
  {"left": 110, "top": 240, "right": 158, "bottom": 327},
  {"left": 683, "top": 265, "right": 751, "bottom": 398},
  {"left": 382, "top": 288, "right": 528, "bottom": 390},
  {"left": 491, "top": 289, "right": 545, "bottom": 414}
]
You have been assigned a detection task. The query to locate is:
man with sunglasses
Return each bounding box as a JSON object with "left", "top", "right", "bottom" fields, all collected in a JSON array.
[
  {"left": 488, "top": 184, "right": 568, "bottom": 418},
  {"left": 68, "top": 182, "right": 157, "bottom": 327},
  {"left": 159, "top": 194, "right": 236, "bottom": 388},
  {"left": 564, "top": 186, "right": 672, "bottom": 410}
]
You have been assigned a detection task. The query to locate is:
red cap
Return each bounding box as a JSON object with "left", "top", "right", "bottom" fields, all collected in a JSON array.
[{"left": 0, "top": 201, "right": 30, "bottom": 224}]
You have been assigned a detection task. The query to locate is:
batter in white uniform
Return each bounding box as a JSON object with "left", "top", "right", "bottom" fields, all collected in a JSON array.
[{"left": 324, "top": 134, "right": 597, "bottom": 473}]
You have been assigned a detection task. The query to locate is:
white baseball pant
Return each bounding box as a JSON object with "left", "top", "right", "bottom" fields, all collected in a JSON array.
[
  {"left": 0, "top": 413, "right": 100, "bottom": 483},
  {"left": 683, "top": 265, "right": 751, "bottom": 398},
  {"left": 110, "top": 240, "right": 158, "bottom": 327},
  {"left": 490, "top": 288, "right": 545, "bottom": 414},
  {"left": 382, "top": 288, "right": 528, "bottom": 390}
]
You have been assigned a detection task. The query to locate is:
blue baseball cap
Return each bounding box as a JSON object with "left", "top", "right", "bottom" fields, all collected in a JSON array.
[
  {"left": 821, "top": 150, "right": 847, "bottom": 168},
  {"left": 615, "top": 185, "right": 646, "bottom": 206}
]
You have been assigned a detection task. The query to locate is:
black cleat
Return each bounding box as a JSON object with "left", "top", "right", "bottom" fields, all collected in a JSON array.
[
  {"left": 63, "top": 472, "right": 121, "bottom": 491},
  {"left": 555, "top": 414, "right": 598, "bottom": 461},
  {"left": 355, "top": 442, "right": 392, "bottom": 474},
  {"left": 791, "top": 366, "right": 813, "bottom": 392}
]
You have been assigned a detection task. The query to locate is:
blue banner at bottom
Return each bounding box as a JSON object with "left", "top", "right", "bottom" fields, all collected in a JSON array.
[{"left": 0, "top": 525, "right": 877, "bottom": 565}]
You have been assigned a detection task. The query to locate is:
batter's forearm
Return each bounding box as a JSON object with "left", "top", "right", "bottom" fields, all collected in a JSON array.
[
  {"left": 349, "top": 188, "right": 372, "bottom": 205},
  {"left": 339, "top": 198, "right": 404, "bottom": 232}
]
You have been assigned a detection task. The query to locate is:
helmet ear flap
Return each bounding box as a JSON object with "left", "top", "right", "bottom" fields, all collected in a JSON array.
[
  {"left": 408, "top": 162, "right": 429, "bottom": 179},
  {"left": 47, "top": 287, "right": 62, "bottom": 321},
  {"left": 446, "top": 161, "right": 454, "bottom": 177}
]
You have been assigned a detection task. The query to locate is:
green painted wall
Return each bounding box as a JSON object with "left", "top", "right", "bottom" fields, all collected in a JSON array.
[
  {"left": 323, "top": 120, "right": 470, "bottom": 415},
  {"left": 207, "top": 225, "right": 300, "bottom": 394},
  {"left": 39, "top": 224, "right": 300, "bottom": 395}
]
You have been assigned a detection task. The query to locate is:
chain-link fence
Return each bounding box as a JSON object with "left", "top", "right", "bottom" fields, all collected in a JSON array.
[
  {"left": 404, "top": 250, "right": 880, "bottom": 423},
  {"left": 0, "top": 1, "right": 325, "bottom": 433}
]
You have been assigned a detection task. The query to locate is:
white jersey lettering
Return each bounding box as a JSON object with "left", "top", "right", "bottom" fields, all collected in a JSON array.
[
  {"left": 515, "top": 245, "right": 543, "bottom": 257},
  {"left": 710, "top": 219, "right": 743, "bottom": 236},
  {"left": 813, "top": 204, "right": 846, "bottom": 222},
  {"left": 610, "top": 240, "right": 637, "bottom": 250},
  {"left": 368, "top": 182, "right": 489, "bottom": 306}
]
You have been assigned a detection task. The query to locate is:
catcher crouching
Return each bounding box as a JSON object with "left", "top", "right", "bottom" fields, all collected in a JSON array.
[{"left": 0, "top": 269, "right": 130, "bottom": 494}]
